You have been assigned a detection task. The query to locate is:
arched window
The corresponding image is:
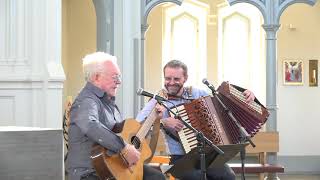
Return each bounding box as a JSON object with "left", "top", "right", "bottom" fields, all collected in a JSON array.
[
  {"left": 163, "top": 1, "right": 208, "bottom": 87},
  {"left": 222, "top": 13, "right": 250, "bottom": 86},
  {"left": 218, "top": 3, "right": 265, "bottom": 103}
]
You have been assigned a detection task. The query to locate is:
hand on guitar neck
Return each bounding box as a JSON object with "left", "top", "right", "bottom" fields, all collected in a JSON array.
[
  {"left": 155, "top": 103, "right": 165, "bottom": 118},
  {"left": 121, "top": 144, "right": 141, "bottom": 167}
]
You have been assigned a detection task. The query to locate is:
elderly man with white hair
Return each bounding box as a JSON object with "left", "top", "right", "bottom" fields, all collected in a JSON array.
[{"left": 66, "top": 52, "right": 165, "bottom": 180}]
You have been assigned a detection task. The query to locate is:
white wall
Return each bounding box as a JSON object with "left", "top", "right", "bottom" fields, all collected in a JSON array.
[{"left": 278, "top": 2, "right": 320, "bottom": 156}]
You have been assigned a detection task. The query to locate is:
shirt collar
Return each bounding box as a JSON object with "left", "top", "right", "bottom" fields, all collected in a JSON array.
[
  {"left": 85, "top": 82, "right": 116, "bottom": 103},
  {"left": 164, "top": 87, "right": 193, "bottom": 100}
]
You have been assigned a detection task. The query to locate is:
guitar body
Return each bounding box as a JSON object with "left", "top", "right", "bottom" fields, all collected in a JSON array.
[{"left": 91, "top": 118, "right": 152, "bottom": 180}]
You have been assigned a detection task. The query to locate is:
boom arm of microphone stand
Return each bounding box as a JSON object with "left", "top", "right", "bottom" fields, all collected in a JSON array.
[
  {"left": 239, "top": 127, "right": 256, "bottom": 148},
  {"left": 156, "top": 99, "right": 224, "bottom": 155}
]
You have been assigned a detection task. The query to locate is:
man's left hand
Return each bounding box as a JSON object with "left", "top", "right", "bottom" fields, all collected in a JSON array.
[
  {"left": 155, "top": 103, "right": 165, "bottom": 118},
  {"left": 243, "top": 90, "right": 255, "bottom": 103}
]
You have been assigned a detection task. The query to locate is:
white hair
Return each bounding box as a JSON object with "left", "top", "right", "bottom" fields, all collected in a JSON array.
[{"left": 82, "top": 52, "right": 117, "bottom": 82}]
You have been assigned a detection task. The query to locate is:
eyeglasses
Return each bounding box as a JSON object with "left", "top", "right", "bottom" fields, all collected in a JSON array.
[
  {"left": 112, "top": 74, "right": 122, "bottom": 83},
  {"left": 164, "top": 77, "right": 182, "bottom": 83}
]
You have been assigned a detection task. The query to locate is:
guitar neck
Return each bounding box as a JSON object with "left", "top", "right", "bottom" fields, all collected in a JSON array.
[{"left": 136, "top": 108, "right": 158, "bottom": 140}]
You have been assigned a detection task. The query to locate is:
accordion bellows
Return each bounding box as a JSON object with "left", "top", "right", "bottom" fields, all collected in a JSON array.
[{"left": 172, "top": 82, "right": 269, "bottom": 153}]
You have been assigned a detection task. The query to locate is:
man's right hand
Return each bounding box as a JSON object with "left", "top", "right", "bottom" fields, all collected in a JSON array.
[
  {"left": 121, "top": 144, "right": 140, "bottom": 167},
  {"left": 162, "top": 117, "right": 184, "bottom": 132}
]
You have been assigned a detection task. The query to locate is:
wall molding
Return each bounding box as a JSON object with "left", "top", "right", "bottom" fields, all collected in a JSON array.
[
  {"left": 0, "top": 0, "right": 29, "bottom": 66},
  {"left": 0, "top": 0, "right": 64, "bottom": 129}
]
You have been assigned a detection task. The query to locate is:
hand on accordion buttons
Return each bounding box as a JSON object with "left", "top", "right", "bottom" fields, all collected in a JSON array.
[
  {"left": 162, "top": 117, "right": 184, "bottom": 132},
  {"left": 243, "top": 89, "right": 255, "bottom": 103}
]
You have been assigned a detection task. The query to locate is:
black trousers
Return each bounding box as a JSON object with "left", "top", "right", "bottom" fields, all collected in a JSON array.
[
  {"left": 170, "top": 155, "right": 236, "bottom": 180},
  {"left": 80, "top": 165, "right": 165, "bottom": 180}
]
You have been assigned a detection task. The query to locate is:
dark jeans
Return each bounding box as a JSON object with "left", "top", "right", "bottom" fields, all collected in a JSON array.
[
  {"left": 80, "top": 165, "right": 165, "bottom": 180},
  {"left": 170, "top": 155, "right": 236, "bottom": 180},
  {"left": 143, "top": 164, "right": 166, "bottom": 180},
  {"left": 80, "top": 173, "right": 98, "bottom": 180}
]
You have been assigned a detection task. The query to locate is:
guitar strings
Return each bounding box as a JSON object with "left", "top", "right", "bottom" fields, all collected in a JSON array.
[{"left": 131, "top": 108, "right": 156, "bottom": 148}]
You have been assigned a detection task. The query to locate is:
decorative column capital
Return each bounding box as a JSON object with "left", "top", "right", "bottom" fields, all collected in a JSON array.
[
  {"left": 266, "top": 104, "right": 279, "bottom": 111},
  {"left": 141, "top": 24, "right": 150, "bottom": 40},
  {"left": 262, "top": 24, "right": 280, "bottom": 40},
  {"left": 262, "top": 24, "right": 280, "bottom": 31}
]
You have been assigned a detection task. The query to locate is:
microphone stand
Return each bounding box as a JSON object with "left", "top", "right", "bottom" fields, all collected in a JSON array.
[
  {"left": 156, "top": 99, "right": 224, "bottom": 180},
  {"left": 207, "top": 86, "right": 256, "bottom": 180}
]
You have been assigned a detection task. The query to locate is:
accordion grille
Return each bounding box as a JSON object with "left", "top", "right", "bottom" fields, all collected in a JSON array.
[{"left": 171, "top": 82, "right": 269, "bottom": 153}]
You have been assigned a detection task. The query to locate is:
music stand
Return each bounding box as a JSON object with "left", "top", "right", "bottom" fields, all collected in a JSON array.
[
  {"left": 204, "top": 80, "right": 256, "bottom": 180},
  {"left": 155, "top": 99, "right": 224, "bottom": 180},
  {"left": 167, "top": 143, "right": 249, "bottom": 179}
]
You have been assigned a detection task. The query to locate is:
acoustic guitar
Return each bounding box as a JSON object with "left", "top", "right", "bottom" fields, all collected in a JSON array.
[{"left": 91, "top": 108, "right": 160, "bottom": 180}]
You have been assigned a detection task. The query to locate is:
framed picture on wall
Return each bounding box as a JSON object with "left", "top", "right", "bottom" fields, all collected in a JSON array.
[{"left": 283, "top": 60, "right": 303, "bottom": 85}]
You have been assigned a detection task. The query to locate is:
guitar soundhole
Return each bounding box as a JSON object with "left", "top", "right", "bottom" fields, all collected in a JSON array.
[{"left": 130, "top": 136, "right": 141, "bottom": 149}]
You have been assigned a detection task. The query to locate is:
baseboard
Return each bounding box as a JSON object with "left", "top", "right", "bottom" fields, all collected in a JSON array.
[
  {"left": 278, "top": 155, "right": 320, "bottom": 174},
  {"left": 230, "top": 155, "right": 320, "bottom": 174}
]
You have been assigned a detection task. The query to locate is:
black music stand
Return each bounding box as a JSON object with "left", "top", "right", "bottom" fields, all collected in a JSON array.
[
  {"left": 204, "top": 80, "right": 256, "bottom": 180},
  {"left": 167, "top": 143, "right": 249, "bottom": 179}
]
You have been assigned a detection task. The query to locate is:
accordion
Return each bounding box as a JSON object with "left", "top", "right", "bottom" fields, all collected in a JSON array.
[{"left": 171, "top": 81, "right": 269, "bottom": 153}]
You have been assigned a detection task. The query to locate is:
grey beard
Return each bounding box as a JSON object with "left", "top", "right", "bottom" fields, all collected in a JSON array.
[{"left": 165, "top": 84, "right": 184, "bottom": 96}]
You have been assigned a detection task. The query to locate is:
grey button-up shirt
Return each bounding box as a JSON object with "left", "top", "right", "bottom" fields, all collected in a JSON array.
[{"left": 66, "top": 82, "right": 126, "bottom": 179}]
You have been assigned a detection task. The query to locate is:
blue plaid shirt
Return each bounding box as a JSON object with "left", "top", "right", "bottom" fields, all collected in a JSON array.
[{"left": 136, "top": 87, "right": 208, "bottom": 155}]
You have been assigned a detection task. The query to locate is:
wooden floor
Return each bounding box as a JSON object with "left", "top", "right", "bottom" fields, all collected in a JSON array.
[
  {"left": 239, "top": 174, "right": 320, "bottom": 180},
  {"left": 160, "top": 173, "right": 320, "bottom": 180},
  {"left": 163, "top": 174, "right": 320, "bottom": 180},
  {"left": 65, "top": 173, "right": 320, "bottom": 180}
]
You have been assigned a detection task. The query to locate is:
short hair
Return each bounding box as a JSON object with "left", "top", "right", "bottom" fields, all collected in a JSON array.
[
  {"left": 163, "top": 60, "right": 188, "bottom": 77},
  {"left": 82, "top": 52, "right": 117, "bottom": 82}
]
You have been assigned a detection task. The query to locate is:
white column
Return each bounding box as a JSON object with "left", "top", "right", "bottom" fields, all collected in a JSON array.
[{"left": 263, "top": 23, "right": 280, "bottom": 180}]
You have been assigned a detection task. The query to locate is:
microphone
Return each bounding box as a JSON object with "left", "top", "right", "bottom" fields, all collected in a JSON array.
[
  {"left": 202, "top": 78, "right": 216, "bottom": 93},
  {"left": 136, "top": 88, "right": 167, "bottom": 102}
]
